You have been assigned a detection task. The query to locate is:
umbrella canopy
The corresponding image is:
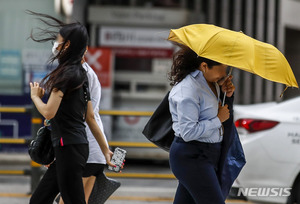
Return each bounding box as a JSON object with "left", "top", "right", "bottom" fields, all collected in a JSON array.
[{"left": 168, "top": 24, "right": 298, "bottom": 88}]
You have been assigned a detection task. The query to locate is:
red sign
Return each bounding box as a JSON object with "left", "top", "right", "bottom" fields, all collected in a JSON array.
[{"left": 85, "top": 48, "right": 112, "bottom": 88}]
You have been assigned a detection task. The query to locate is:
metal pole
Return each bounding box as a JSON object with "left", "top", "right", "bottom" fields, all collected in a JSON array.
[
  {"left": 30, "top": 105, "right": 43, "bottom": 193},
  {"left": 72, "top": 0, "right": 88, "bottom": 24}
]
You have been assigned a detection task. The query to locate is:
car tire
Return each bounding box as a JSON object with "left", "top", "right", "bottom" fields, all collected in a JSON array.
[{"left": 288, "top": 177, "right": 300, "bottom": 204}]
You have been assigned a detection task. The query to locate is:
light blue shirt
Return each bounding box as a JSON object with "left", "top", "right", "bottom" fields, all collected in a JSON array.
[{"left": 169, "top": 70, "right": 223, "bottom": 143}]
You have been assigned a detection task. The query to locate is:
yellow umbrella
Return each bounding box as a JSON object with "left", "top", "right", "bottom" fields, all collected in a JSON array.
[{"left": 168, "top": 24, "right": 298, "bottom": 88}]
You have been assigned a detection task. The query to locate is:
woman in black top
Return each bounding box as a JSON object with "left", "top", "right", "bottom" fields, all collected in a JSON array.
[{"left": 28, "top": 12, "right": 114, "bottom": 204}]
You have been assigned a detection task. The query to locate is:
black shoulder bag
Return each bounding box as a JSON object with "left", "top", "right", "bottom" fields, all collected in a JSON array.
[
  {"left": 28, "top": 126, "right": 55, "bottom": 165},
  {"left": 142, "top": 92, "right": 174, "bottom": 152}
]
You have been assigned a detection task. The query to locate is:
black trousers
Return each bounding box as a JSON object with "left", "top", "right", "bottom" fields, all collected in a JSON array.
[
  {"left": 169, "top": 137, "right": 224, "bottom": 204},
  {"left": 30, "top": 144, "right": 89, "bottom": 204}
]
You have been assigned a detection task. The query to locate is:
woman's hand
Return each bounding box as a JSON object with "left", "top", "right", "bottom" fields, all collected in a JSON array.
[
  {"left": 217, "top": 103, "right": 230, "bottom": 123},
  {"left": 219, "top": 75, "right": 235, "bottom": 97},
  {"left": 30, "top": 82, "right": 45, "bottom": 99},
  {"left": 104, "top": 149, "right": 115, "bottom": 167},
  {"left": 104, "top": 150, "right": 126, "bottom": 172}
]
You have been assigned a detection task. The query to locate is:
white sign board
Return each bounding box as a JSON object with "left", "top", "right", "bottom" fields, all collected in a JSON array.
[{"left": 99, "top": 26, "right": 173, "bottom": 48}]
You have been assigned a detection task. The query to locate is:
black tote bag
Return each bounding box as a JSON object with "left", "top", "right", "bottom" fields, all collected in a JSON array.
[
  {"left": 88, "top": 172, "right": 121, "bottom": 204},
  {"left": 55, "top": 172, "right": 121, "bottom": 204},
  {"left": 142, "top": 92, "right": 174, "bottom": 152}
]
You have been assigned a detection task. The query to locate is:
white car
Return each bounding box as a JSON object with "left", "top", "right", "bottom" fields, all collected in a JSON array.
[{"left": 232, "top": 97, "right": 300, "bottom": 204}]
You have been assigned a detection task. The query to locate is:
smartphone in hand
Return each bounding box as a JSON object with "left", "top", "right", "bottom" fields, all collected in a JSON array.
[{"left": 108, "top": 147, "right": 126, "bottom": 172}]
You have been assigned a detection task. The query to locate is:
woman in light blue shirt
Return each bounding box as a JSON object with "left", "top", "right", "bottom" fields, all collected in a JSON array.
[{"left": 168, "top": 45, "right": 235, "bottom": 204}]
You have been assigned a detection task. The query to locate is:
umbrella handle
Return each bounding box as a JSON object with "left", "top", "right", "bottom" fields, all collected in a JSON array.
[
  {"left": 221, "top": 67, "right": 233, "bottom": 107},
  {"left": 222, "top": 92, "right": 227, "bottom": 107}
]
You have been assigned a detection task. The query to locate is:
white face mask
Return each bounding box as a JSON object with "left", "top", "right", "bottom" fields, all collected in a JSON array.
[{"left": 52, "top": 41, "right": 63, "bottom": 56}]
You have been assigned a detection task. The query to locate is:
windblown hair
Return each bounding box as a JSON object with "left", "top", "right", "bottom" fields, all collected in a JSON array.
[
  {"left": 168, "top": 44, "right": 221, "bottom": 86},
  {"left": 27, "top": 10, "right": 89, "bottom": 96}
]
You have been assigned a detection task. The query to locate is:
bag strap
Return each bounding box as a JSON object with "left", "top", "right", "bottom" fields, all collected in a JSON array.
[{"left": 82, "top": 81, "right": 89, "bottom": 120}]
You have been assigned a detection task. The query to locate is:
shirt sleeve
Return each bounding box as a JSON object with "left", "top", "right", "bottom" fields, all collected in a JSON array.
[
  {"left": 54, "top": 86, "right": 66, "bottom": 94},
  {"left": 87, "top": 70, "right": 101, "bottom": 113},
  {"left": 175, "top": 86, "right": 222, "bottom": 142}
]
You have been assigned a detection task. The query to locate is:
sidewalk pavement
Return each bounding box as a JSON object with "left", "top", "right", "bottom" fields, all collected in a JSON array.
[{"left": 0, "top": 153, "right": 253, "bottom": 204}]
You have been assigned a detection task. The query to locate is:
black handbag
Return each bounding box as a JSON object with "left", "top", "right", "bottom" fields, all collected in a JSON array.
[
  {"left": 55, "top": 172, "right": 121, "bottom": 204},
  {"left": 28, "top": 126, "right": 55, "bottom": 165},
  {"left": 88, "top": 172, "right": 121, "bottom": 204},
  {"left": 142, "top": 92, "right": 174, "bottom": 152}
]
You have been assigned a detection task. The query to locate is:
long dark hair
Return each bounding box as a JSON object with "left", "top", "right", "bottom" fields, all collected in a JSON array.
[
  {"left": 27, "top": 11, "right": 89, "bottom": 96},
  {"left": 168, "top": 45, "right": 221, "bottom": 86}
]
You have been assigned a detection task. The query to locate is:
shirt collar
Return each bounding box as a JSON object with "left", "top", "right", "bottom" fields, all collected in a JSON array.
[
  {"left": 191, "top": 69, "right": 220, "bottom": 100},
  {"left": 191, "top": 69, "right": 200, "bottom": 78},
  {"left": 191, "top": 69, "right": 206, "bottom": 84}
]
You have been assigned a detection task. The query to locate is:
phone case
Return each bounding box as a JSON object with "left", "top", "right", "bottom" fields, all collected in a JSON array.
[{"left": 108, "top": 147, "right": 127, "bottom": 172}]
